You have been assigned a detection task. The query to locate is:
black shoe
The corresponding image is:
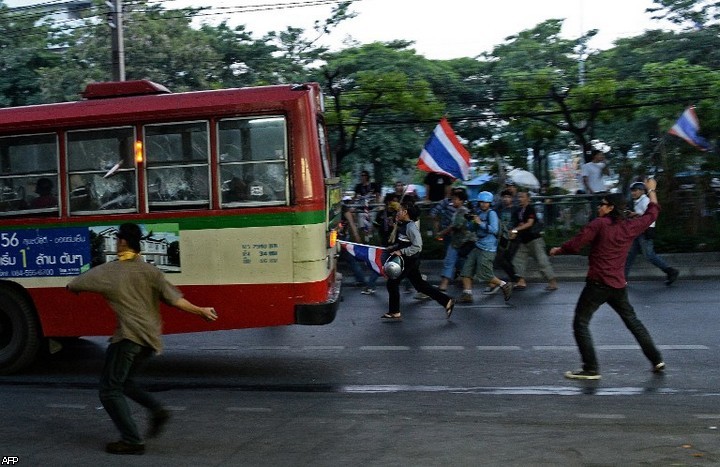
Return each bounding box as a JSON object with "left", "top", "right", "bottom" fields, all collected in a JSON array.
[
  {"left": 147, "top": 408, "right": 170, "bottom": 439},
  {"left": 501, "top": 282, "right": 513, "bottom": 301},
  {"left": 105, "top": 441, "right": 145, "bottom": 455},
  {"left": 665, "top": 268, "right": 679, "bottom": 286},
  {"left": 564, "top": 369, "right": 601, "bottom": 380}
]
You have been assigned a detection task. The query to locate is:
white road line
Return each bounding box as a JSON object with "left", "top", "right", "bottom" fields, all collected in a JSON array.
[
  {"left": 360, "top": 346, "right": 411, "bottom": 351},
  {"left": 695, "top": 414, "right": 720, "bottom": 419},
  {"left": 454, "top": 411, "right": 505, "bottom": 417},
  {"left": 535, "top": 345, "right": 711, "bottom": 351},
  {"left": 658, "top": 345, "right": 710, "bottom": 350},
  {"left": 420, "top": 346, "right": 465, "bottom": 351},
  {"left": 46, "top": 404, "right": 86, "bottom": 409},
  {"left": 341, "top": 409, "right": 389, "bottom": 415},
  {"left": 477, "top": 346, "right": 522, "bottom": 351},
  {"left": 533, "top": 346, "right": 577, "bottom": 351},
  {"left": 303, "top": 346, "right": 345, "bottom": 351},
  {"left": 200, "top": 346, "right": 239, "bottom": 351},
  {"left": 248, "top": 346, "right": 292, "bottom": 351},
  {"left": 226, "top": 407, "right": 272, "bottom": 413},
  {"left": 576, "top": 413, "right": 626, "bottom": 419}
]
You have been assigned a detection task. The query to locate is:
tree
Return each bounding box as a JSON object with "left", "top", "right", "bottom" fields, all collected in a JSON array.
[
  {"left": 0, "top": 2, "right": 57, "bottom": 106},
  {"left": 317, "top": 42, "right": 445, "bottom": 175},
  {"left": 37, "top": 2, "right": 224, "bottom": 101},
  {"left": 647, "top": 0, "right": 720, "bottom": 28}
]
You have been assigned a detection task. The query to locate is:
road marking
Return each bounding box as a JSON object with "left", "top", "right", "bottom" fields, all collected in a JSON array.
[
  {"left": 658, "top": 345, "right": 710, "bottom": 350},
  {"left": 303, "top": 346, "right": 345, "bottom": 351},
  {"left": 695, "top": 414, "right": 720, "bottom": 419},
  {"left": 420, "top": 346, "right": 465, "bottom": 351},
  {"left": 360, "top": 346, "right": 411, "bottom": 351},
  {"left": 249, "top": 346, "right": 292, "bottom": 351},
  {"left": 455, "top": 411, "right": 505, "bottom": 417},
  {"left": 200, "top": 346, "right": 239, "bottom": 351},
  {"left": 533, "top": 346, "right": 577, "bottom": 351},
  {"left": 341, "top": 409, "right": 389, "bottom": 415},
  {"left": 477, "top": 346, "right": 522, "bottom": 351},
  {"left": 535, "top": 345, "right": 711, "bottom": 351},
  {"left": 227, "top": 407, "right": 272, "bottom": 413},
  {"left": 577, "top": 413, "right": 626, "bottom": 419},
  {"left": 46, "top": 404, "right": 86, "bottom": 409}
]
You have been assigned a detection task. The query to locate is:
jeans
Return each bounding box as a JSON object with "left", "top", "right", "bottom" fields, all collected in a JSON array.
[
  {"left": 572, "top": 281, "right": 663, "bottom": 373},
  {"left": 625, "top": 234, "right": 671, "bottom": 278},
  {"left": 99, "top": 339, "right": 162, "bottom": 444},
  {"left": 440, "top": 235, "right": 457, "bottom": 279},
  {"left": 342, "top": 249, "right": 379, "bottom": 287}
]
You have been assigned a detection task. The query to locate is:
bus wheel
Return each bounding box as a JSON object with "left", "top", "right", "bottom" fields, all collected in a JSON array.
[{"left": 0, "top": 287, "right": 41, "bottom": 375}]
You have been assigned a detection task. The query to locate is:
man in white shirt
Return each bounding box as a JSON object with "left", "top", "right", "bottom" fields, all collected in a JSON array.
[
  {"left": 582, "top": 149, "right": 609, "bottom": 219},
  {"left": 582, "top": 149, "right": 608, "bottom": 194},
  {"left": 624, "top": 182, "right": 679, "bottom": 285}
]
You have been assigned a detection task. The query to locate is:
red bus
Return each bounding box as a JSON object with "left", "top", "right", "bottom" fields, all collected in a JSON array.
[{"left": 0, "top": 80, "right": 343, "bottom": 374}]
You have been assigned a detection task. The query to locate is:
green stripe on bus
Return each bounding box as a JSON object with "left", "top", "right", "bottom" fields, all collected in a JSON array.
[{"left": 3, "top": 210, "right": 326, "bottom": 231}]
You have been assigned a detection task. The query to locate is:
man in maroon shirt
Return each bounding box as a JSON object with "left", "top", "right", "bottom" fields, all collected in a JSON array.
[{"left": 549, "top": 178, "right": 665, "bottom": 380}]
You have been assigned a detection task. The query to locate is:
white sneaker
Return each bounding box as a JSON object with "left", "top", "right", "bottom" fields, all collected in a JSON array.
[{"left": 360, "top": 287, "right": 376, "bottom": 295}]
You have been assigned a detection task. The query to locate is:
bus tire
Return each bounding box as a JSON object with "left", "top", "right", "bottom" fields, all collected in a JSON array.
[{"left": 0, "top": 286, "right": 42, "bottom": 375}]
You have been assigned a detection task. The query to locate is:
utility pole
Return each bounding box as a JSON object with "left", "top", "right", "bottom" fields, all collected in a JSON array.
[{"left": 106, "top": 0, "right": 125, "bottom": 81}]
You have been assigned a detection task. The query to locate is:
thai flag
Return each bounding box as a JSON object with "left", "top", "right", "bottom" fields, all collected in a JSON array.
[
  {"left": 417, "top": 118, "right": 471, "bottom": 180},
  {"left": 669, "top": 107, "right": 711, "bottom": 151},
  {"left": 339, "top": 241, "right": 386, "bottom": 276}
]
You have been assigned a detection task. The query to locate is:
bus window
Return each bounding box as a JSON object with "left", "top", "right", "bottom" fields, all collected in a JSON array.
[
  {"left": 317, "top": 122, "right": 332, "bottom": 180},
  {"left": 145, "top": 121, "right": 210, "bottom": 209},
  {"left": 218, "top": 117, "right": 288, "bottom": 206},
  {"left": 67, "top": 127, "right": 137, "bottom": 214},
  {"left": 0, "top": 133, "right": 58, "bottom": 216}
]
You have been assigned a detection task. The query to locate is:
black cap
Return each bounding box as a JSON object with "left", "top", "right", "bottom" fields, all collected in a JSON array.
[{"left": 630, "top": 182, "right": 647, "bottom": 192}]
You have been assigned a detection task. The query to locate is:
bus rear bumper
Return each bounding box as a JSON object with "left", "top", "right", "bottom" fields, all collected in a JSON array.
[{"left": 294, "top": 273, "right": 342, "bottom": 325}]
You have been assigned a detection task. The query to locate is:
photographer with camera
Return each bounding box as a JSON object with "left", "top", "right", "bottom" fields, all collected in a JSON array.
[{"left": 458, "top": 191, "right": 513, "bottom": 303}]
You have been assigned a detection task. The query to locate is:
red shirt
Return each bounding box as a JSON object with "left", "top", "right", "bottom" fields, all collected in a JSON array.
[{"left": 558, "top": 203, "right": 659, "bottom": 288}]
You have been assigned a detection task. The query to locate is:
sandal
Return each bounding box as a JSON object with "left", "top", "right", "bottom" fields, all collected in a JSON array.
[
  {"left": 545, "top": 285, "right": 558, "bottom": 291},
  {"left": 445, "top": 299, "right": 455, "bottom": 319},
  {"left": 381, "top": 312, "right": 402, "bottom": 321}
]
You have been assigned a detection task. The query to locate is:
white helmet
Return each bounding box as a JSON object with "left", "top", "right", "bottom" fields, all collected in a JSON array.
[{"left": 383, "top": 255, "right": 404, "bottom": 279}]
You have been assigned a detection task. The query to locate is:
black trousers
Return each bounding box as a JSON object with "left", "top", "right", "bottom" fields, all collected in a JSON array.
[
  {"left": 573, "top": 280, "right": 663, "bottom": 372},
  {"left": 386, "top": 254, "right": 451, "bottom": 312},
  {"left": 494, "top": 238, "right": 521, "bottom": 282}
]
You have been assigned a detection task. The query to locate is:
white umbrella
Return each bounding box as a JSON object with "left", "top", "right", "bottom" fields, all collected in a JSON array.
[{"left": 508, "top": 169, "right": 540, "bottom": 190}]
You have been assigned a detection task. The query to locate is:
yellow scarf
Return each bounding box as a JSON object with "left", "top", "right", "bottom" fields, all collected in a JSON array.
[{"left": 118, "top": 251, "right": 139, "bottom": 261}]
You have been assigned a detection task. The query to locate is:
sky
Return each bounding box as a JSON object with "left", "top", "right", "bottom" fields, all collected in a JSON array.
[{"left": 6, "top": 0, "right": 676, "bottom": 60}]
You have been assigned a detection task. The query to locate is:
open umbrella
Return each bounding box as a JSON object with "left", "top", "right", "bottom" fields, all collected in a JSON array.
[{"left": 508, "top": 169, "right": 540, "bottom": 190}]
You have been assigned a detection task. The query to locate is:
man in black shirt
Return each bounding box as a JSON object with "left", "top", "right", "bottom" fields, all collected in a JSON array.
[{"left": 424, "top": 171, "right": 453, "bottom": 202}]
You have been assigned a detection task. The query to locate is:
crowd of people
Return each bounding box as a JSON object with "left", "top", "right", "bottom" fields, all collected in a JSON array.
[{"left": 341, "top": 169, "right": 675, "bottom": 382}]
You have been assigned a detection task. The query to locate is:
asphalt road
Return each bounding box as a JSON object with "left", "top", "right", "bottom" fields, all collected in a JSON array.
[{"left": 1, "top": 277, "right": 719, "bottom": 466}]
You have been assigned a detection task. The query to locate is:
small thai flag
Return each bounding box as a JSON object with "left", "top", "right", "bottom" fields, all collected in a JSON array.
[
  {"left": 669, "top": 107, "right": 711, "bottom": 151},
  {"left": 417, "top": 118, "right": 471, "bottom": 180},
  {"left": 339, "top": 241, "right": 386, "bottom": 276}
]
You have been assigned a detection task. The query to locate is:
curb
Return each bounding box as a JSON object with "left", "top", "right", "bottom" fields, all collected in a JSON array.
[{"left": 339, "top": 252, "right": 720, "bottom": 283}]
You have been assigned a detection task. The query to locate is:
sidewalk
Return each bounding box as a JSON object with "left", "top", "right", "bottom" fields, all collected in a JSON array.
[{"left": 339, "top": 252, "right": 720, "bottom": 284}]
